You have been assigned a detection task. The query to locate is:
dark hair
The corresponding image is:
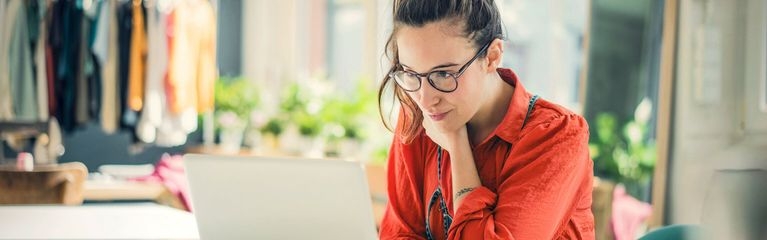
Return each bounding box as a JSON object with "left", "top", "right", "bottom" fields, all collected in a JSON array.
[{"left": 378, "top": 0, "right": 505, "bottom": 143}]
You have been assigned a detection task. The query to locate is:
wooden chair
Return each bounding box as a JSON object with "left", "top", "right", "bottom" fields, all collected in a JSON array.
[
  {"left": 0, "top": 162, "right": 88, "bottom": 205},
  {"left": 592, "top": 177, "right": 616, "bottom": 240}
]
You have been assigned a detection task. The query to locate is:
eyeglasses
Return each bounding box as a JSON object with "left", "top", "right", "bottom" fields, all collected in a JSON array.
[
  {"left": 390, "top": 40, "right": 493, "bottom": 93},
  {"left": 425, "top": 147, "right": 452, "bottom": 240}
]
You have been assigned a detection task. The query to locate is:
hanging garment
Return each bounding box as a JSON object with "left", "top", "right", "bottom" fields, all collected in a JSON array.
[
  {"left": 36, "top": 0, "right": 50, "bottom": 121},
  {"left": 75, "top": 9, "right": 92, "bottom": 125},
  {"left": 45, "top": 19, "right": 56, "bottom": 117},
  {"left": 52, "top": 0, "right": 83, "bottom": 131},
  {"left": 0, "top": 0, "right": 17, "bottom": 120},
  {"left": 92, "top": 0, "right": 110, "bottom": 66},
  {"left": 155, "top": 6, "right": 195, "bottom": 147},
  {"left": 96, "top": 0, "right": 121, "bottom": 134},
  {"left": 8, "top": 0, "right": 38, "bottom": 121},
  {"left": 26, "top": 0, "right": 40, "bottom": 47},
  {"left": 0, "top": 0, "right": 5, "bottom": 54},
  {"left": 117, "top": 0, "right": 138, "bottom": 132},
  {"left": 85, "top": 1, "right": 102, "bottom": 122},
  {"left": 128, "top": 0, "right": 147, "bottom": 112},
  {"left": 136, "top": 3, "right": 169, "bottom": 143},
  {"left": 88, "top": 52, "right": 102, "bottom": 121},
  {"left": 166, "top": 0, "right": 216, "bottom": 115},
  {"left": 0, "top": 1, "right": 21, "bottom": 120}
]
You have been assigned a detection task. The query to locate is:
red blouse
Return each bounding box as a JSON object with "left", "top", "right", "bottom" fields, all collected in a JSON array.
[{"left": 379, "top": 68, "right": 595, "bottom": 239}]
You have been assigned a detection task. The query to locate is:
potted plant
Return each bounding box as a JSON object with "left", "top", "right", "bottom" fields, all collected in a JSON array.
[
  {"left": 589, "top": 98, "right": 656, "bottom": 201},
  {"left": 259, "top": 116, "right": 284, "bottom": 152},
  {"left": 319, "top": 81, "right": 377, "bottom": 160},
  {"left": 276, "top": 83, "right": 321, "bottom": 156},
  {"left": 214, "top": 77, "right": 260, "bottom": 153}
]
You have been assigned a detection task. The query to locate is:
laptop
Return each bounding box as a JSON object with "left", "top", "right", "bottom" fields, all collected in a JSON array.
[{"left": 183, "top": 154, "right": 378, "bottom": 240}]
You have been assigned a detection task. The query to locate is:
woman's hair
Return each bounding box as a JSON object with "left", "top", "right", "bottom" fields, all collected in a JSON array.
[{"left": 378, "top": 0, "right": 505, "bottom": 143}]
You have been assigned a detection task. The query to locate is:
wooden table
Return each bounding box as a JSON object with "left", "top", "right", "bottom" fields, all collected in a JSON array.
[{"left": 83, "top": 180, "right": 186, "bottom": 210}]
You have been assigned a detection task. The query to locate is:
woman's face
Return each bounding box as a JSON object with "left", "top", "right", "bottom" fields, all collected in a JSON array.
[{"left": 396, "top": 21, "right": 490, "bottom": 133}]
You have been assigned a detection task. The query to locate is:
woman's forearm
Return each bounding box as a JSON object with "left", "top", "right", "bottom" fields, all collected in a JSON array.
[{"left": 448, "top": 138, "right": 482, "bottom": 208}]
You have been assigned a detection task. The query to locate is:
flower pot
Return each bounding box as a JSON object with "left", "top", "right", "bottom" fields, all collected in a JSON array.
[
  {"left": 299, "top": 136, "right": 325, "bottom": 158},
  {"left": 219, "top": 128, "right": 244, "bottom": 154},
  {"left": 338, "top": 139, "right": 362, "bottom": 161}
]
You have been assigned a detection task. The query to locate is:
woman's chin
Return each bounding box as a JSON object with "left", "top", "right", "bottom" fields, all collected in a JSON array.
[{"left": 433, "top": 120, "right": 460, "bottom": 132}]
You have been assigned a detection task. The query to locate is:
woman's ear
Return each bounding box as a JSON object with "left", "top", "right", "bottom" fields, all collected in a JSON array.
[{"left": 484, "top": 39, "right": 504, "bottom": 73}]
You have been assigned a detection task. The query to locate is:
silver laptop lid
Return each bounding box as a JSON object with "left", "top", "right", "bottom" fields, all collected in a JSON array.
[{"left": 184, "top": 154, "right": 378, "bottom": 240}]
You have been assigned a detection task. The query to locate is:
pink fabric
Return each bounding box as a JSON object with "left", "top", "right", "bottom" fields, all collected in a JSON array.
[
  {"left": 610, "top": 184, "right": 652, "bottom": 240},
  {"left": 131, "top": 154, "right": 192, "bottom": 211}
]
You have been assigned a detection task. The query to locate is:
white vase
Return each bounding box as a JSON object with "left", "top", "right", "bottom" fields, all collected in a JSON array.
[
  {"left": 279, "top": 125, "right": 302, "bottom": 156},
  {"left": 301, "top": 136, "right": 325, "bottom": 158},
  {"left": 219, "top": 128, "right": 244, "bottom": 154},
  {"left": 338, "top": 139, "right": 361, "bottom": 161}
]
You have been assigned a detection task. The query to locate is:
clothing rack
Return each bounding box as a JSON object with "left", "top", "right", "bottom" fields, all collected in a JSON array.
[{"left": 1, "top": 0, "right": 217, "bottom": 147}]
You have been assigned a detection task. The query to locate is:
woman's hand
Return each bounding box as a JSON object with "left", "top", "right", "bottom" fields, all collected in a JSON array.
[{"left": 421, "top": 118, "right": 470, "bottom": 154}]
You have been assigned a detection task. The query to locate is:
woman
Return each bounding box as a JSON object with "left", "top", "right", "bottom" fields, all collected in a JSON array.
[{"left": 377, "top": 0, "right": 595, "bottom": 239}]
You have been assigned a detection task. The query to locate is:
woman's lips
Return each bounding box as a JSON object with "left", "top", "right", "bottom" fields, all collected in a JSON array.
[{"left": 429, "top": 111, "right": 449, "bottom": 121}]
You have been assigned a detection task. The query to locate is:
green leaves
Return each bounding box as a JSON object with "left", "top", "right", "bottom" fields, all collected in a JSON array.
[
  {"left": 262, "top": 118, "right": 284, "bottom": 136},
  {"left": 215, "top": 77, "right": 260, "bottom": 118},
  {"left": 275, "top": 80, "right": 376, "bottom": 139},
  {"left": 318, "top": 81, "right": 376, "bottom": 140},
  {"left": 589, "top": 98, "right": 657, "bottom": 199},
  {"left": 214, "top": 77, "right": 260, "bottom": 131},
  {"left": 596, "top": 113, "right": 618, "bottom": 144}
]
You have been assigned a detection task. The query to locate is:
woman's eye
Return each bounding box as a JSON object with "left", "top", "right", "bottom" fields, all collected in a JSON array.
[{"left": 433, "top": 71, "right": 450, "bottom": 78}]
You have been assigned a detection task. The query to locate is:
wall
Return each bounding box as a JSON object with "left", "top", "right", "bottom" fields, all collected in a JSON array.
[
  {"left": 217, "top": 0, "right": 243, "bottom": 77},
  {"left": 668, "top": 0, "right": 767, "bottom": 231}
]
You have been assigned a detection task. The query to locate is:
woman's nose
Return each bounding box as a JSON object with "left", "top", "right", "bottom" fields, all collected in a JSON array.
[{"left": 414, "top": 78, "right": 441, "bottom": 107}]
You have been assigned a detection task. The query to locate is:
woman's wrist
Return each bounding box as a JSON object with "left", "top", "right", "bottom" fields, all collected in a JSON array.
[
  {"left": 454, "top": 187, "right": 476, "bottom": 199},
  {"left": 449, "top": 133, "right": 481, "bottom": 207}
]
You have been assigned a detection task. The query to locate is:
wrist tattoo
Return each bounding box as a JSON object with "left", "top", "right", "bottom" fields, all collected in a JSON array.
[{"left": 455, "top": 187, "right": 476, "bottom": 199}]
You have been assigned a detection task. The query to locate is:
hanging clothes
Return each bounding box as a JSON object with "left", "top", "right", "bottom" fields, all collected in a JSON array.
[
  {"left": 117, "top": 0, "right": 138, "bottom": 134},
  {"left": 136, "top": 1, "right": 169, "bottom": 143},
  {"left": 71, "top": 0, "right": 102, "bottom": 126},
  {"left": 26, "top": 0, "right": 41, "bottom": 45},
  {"left": 86, "top": 6, "right": 102, "bottom": 123},
  {"left": 8, "top": 0, "right": 38, "bottom": 121},
  {"left": 75, "top": 6, "right": 92, "bottom": 125},
  {"left": 155, "top": 7, "right": 190, "bottom": 147},
  {"left": 44, "top": 0, "right": 56, "bottom": 118},
  {"left": 35, "top": 0, "right": 50, "bottom": 121},
  {"left": 95, "top": 0, "right": 121, "bottom": 134},
  {"left": 0, "top": 0, "right": 16, "bottom": 120},
  {"left": 0, "top": 0, "right": 217, "bottom": 147},
  {"left": 51, "top": 0, "right": 84, "bottom": 131},
  {"left": 128, "top": 0, "right": 147, "bottom": 112},
  {"left": 93, "top": 0, "right": 110, "bottom": 64},
  {"left": 167, "top": 0, "right": 216, "bottom": 115}
]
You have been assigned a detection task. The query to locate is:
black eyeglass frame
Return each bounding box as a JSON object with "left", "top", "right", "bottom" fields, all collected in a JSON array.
[{"left": 390, "top": 40, "right": 495, "bottom": 93}]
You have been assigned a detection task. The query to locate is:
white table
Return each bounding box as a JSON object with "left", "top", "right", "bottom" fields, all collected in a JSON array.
[{"left": 0, "top": 203, "right": 199, "bottom": 239}]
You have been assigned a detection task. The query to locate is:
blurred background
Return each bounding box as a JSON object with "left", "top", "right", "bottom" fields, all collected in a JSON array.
[{"left": 1, "top": 0, "right": 766, "bottom": 239}]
